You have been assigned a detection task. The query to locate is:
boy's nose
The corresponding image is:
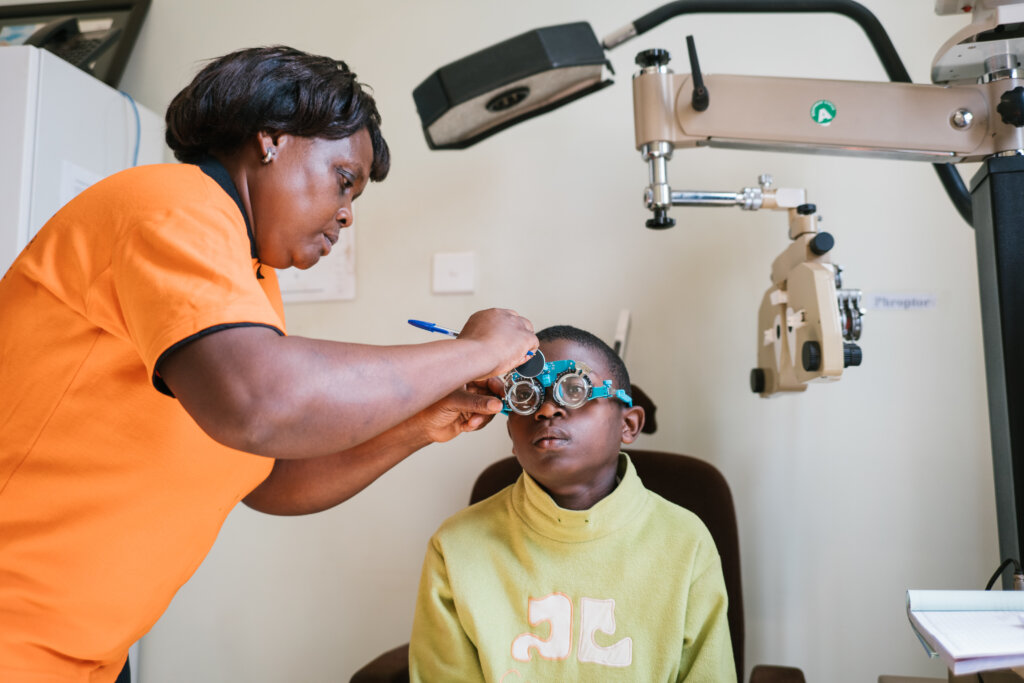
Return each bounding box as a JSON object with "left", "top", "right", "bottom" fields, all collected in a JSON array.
[{"left": 533, "top": 398, "right": 565, "bottom": 419}]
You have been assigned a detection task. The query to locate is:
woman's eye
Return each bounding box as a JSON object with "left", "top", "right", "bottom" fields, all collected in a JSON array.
[{"left": 337, "top": 170, "right": 354, "bottom": 192}]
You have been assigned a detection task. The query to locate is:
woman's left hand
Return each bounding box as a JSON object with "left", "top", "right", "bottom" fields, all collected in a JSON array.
[{"left": 412, "top": 380, "right": 505, "bottom": 443}]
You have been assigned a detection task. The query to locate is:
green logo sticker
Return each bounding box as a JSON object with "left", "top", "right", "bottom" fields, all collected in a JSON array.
[{"left": 811, "top": 99, "right": 836, "bottom": 125}]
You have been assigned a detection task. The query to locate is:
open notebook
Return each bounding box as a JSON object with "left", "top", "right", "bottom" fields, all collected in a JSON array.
[{"left": 907, "top": 590, "right": 1024, "bottom": 675}]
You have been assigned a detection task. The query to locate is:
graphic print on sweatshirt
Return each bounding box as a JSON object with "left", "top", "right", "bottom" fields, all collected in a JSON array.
[{"left": 507, "top": 592, "right": 633, "bottom": 675}]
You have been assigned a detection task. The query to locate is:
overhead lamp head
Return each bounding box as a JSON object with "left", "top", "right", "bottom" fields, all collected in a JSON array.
[{"left": 413, "top": 22, "right": 613, "bottom": 150}]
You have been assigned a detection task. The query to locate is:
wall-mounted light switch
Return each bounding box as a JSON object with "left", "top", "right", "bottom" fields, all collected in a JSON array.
[{"left": 432, "top": 251, "right": 475, "bottom": 294}]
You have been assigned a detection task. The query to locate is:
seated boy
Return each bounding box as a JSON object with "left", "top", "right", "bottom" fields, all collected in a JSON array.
[{"left": 409, "top": 325, "right": 736, "bottom": 682}]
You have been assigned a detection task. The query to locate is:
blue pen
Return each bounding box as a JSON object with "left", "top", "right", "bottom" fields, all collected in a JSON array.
[
  {"left": 408, "top": 319, "right": 459, "bottom": 338},
  {"left": 408, "top": 319, "right": 534, "bottom": 356}
]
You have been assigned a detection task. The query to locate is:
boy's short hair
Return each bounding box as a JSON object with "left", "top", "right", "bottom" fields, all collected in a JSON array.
[{"left": 536, "top": 325, "right": 630, "bottom": 396}]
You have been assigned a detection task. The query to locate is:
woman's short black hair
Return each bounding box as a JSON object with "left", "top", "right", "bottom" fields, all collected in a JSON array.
[
  {"left": 165, "top": 45, "right": 390, "bottom": 181},
  {"left": 537, "top": 325, "right": 631, "bottom": 397}
]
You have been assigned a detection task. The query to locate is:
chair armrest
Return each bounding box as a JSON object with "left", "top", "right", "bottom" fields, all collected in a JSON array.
[
  {"left": 349, "top": 643, "right": 409, "bottom": 683},
  {"left": 749, "top": 663, "right": 808, "bottom": 683}
]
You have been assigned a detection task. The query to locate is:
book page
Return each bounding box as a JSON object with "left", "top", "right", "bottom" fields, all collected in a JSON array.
[
  {"left": 907, "top": 590, "right": 1024, "bottom": 674},
  {"left": 911, "top": 610, "right": 1024, "bottom": 658}
]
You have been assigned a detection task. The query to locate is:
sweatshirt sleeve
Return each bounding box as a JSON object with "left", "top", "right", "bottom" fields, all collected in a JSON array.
[
  {"left": 678, "top": 546, "right": 737, "bottom": 683},
  {"left": 409, "top": 536, "right": 485, "bottom": 683}
]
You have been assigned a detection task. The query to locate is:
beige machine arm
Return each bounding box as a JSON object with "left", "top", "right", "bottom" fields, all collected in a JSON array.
[
  {"left": 633, "top": 43, "right": 1022, "bottom": 230},
  {"left": 632, "top": 10, "right": 1024, "bottom": 227},
  {"left": 630, "top": 1, "right": 1024, "bottom": 168},
  {"left": 633, "top": 70, "right": 1013, "bottom": 163}
]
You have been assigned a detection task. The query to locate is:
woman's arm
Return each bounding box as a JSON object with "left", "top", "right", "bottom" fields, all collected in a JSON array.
[
  {"left": 242, "top": 384, "right": 504, "bottom": 514},
  {"left": 159, "top": 307, "right": 534, "bottom": 459}
]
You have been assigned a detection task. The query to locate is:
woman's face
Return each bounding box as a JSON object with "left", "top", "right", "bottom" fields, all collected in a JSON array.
[{"left": 250, "top": 129, "right": 373, "bottom": 270}]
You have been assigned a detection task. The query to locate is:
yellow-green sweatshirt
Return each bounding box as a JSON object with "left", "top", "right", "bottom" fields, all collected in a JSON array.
[{"left": 410, "top": 454, "right": 736, "bottom": 682}]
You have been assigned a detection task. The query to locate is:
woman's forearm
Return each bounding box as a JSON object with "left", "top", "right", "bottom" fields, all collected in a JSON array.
[{"left": 241, "top": 415, "right": 430, "bottom": 515}]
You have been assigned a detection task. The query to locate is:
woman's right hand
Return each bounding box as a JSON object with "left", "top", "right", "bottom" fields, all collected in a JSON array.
[{"left": 458, "top": 308, "right": 538, "bottom": 379}]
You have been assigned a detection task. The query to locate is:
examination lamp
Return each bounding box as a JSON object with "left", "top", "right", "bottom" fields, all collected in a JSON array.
[
  {"left": 412, "top": 23, "right": 613, "bottom": 150},
  {"left": 414, "top": 0, "right": 1024, "bottom": 575}
]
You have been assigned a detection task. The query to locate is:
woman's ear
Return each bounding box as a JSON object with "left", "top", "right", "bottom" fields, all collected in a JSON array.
[
  {"left": 256, "top": 130, "right": 275, "bottom": 159},
  {"left": 255, "top": 131, "right": 290, "bottom": 163},
  {"left": 620, "top": 406, "right": 645, "bottom": 444}
]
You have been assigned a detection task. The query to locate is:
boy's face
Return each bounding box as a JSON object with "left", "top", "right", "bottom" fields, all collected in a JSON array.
[{"left": 506, "top": 338, "right": 644, "bottom": 508}]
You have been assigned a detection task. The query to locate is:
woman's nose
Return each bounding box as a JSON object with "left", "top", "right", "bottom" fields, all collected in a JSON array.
[{"left": 336, "top": 205, "right": 353, "bottom": 227}]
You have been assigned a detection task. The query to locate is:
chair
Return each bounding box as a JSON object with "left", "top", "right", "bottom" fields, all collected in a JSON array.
[{"left": 351, "top": 449, "right": 805, "bottom": 683}]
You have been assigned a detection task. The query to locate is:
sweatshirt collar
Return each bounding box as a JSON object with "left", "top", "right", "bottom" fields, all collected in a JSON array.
[{"left": 511, "top": 453, "right": 649, "bottom": 543}]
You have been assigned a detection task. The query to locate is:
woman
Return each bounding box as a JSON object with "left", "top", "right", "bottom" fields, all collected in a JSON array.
[{"left": 0, "top": 45, "right": 536, "bottom": 681}]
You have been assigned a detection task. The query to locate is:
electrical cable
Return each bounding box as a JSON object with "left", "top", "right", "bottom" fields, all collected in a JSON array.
[
  {"left": 609, "top": 0, "right": 974, "bottom": 225},
  {"left": 119, "top": 91, "right": 141, "bottom": 167},
  {"left": 977, "top": 557, "right": 1022, "bottom": 682},
  {"left": 984, "top": 557, "right": 1023, "bottom": 591}
]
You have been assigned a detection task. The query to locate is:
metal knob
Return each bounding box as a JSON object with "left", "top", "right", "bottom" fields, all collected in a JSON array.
[
  {"left": 635, "top": 49, "right": 671, "bottom": 69},
  {"left": 645, "top": 207, "right": 676, "bottom": 229},
  {"left": 997, "top": 86, "right": 1024, "bottom": 127}
]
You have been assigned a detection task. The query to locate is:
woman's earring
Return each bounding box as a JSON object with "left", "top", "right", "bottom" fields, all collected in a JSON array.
[{"left": 261, "top": 147, "right": 275, "bottom": 164}]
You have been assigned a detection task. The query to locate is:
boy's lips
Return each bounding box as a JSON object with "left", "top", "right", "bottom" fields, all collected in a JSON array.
[{"left": 532, "top": 429, "right": 570, "bottom": 449}]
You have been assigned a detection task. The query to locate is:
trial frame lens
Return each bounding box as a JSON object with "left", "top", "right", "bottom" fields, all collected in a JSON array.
[
  {"left": 552, "top": 372, "right": 592, "bottom": 408},
  {"left": 507, "top": 379, "right": 543, "bottom": 415}
]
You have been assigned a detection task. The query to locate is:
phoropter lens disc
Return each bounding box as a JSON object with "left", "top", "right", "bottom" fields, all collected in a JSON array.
[{"left": 515, "top": 350, "right": 545, "bottom": 378}]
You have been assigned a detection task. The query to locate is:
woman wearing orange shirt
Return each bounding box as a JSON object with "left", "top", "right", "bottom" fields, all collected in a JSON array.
[{"left": 0, "top": 45, "right": 536, "bottom": 682}]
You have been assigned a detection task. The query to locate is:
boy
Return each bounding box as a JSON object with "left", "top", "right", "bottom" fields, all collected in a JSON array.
[{"left": 409, "top": 325, "right": 736, "bottom": 682}]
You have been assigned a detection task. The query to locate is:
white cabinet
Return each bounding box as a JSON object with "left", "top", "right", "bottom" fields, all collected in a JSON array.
[{"left": 0, "top": 45, "right": 165, "bottom": 274}]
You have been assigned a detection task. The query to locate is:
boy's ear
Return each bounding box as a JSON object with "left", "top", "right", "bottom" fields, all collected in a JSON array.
[{"left": 620, "top": 406, "right": 645, "bottom": 444}]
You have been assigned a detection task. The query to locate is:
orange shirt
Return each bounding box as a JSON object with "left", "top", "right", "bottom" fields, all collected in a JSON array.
[{"left": 0, "top": 161, "right": 282, "bottom": 681}]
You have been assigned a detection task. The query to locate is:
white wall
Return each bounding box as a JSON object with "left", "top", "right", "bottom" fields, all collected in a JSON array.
[{"left": 8, "top": 0, "right": 1000, "bottom": 680}]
